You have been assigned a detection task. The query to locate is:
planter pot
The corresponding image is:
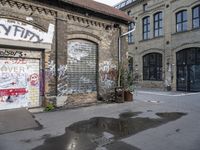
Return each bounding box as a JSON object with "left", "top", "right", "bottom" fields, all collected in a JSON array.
[{"left": 124, "top": 91, "right": 133, "bottom": 101}]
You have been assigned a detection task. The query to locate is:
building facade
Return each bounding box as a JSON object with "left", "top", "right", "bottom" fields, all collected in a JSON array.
[
  {"left": 116, "top": 0, "right": 200, "bottom": 92},
  {"left": 0, "top": 0, "right": 131, "bottom": 110}
]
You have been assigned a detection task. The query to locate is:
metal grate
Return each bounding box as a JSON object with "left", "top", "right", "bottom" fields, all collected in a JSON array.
[{"left": 67, "top": 40, "right": 97, "bottom": 94}]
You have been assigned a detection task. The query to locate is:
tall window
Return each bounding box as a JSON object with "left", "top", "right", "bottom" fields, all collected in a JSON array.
[
  {"left": 143, "top": 53, "right": 162, "bottom": 80},
  {"left": 154, "top": 12, "right": 163, "bottom": 37},
  {"left": 128, "top": 22, "right": 134, "bottom": 44},
  {"left": 192, "top": 6, "right": 200, "bottom": 28},
  {"left": 176, "top": 10, "right": 187, "bottom": 32},
  {"left": 143, "top": 16, "right": 150, "bottom": 40}
]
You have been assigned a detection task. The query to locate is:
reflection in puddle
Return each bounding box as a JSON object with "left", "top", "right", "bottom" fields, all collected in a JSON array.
[{"left": 33, "top": 112, "right": 186, "bottom": 150}]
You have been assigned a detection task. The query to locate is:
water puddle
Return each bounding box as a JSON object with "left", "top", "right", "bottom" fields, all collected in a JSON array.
[{"left": 32, "top": 112, "right": 186, "bottom": 150}]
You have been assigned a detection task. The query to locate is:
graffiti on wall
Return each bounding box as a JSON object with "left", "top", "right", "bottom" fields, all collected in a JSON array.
[
  {"left": 99, "top": 60, "right": 117, "bottom": 89},
  {"left": 0, "top": 57, "right": 40, "bottom": 110},
  {"left": 0, "top": 18, "right": 54, "bottom": 44}
]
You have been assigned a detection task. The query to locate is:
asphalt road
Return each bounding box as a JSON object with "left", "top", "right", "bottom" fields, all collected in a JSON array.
[{"left": 0, "top": 90, "right": 200, "bottom": 150}]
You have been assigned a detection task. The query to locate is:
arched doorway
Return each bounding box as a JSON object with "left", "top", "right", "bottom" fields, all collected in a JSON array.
[{"left": 176, "top": 48, "right": 200, "bottom": 92}]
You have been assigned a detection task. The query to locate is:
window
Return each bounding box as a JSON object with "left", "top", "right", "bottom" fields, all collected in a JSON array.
[
  {"left": 154, "top": 12, "right": 163, "bottom": 37},
  {"left": 143, "top": 53, "right": 162, "bottom": 80},
  {"left": 192, "top": 6, "right": 200, "bottom": 28},
  {"left": 143, "top": 16, "right": 150, "bottom": 40},
  {"left": 127, "top": 10, "right": 131, "bottom": 16},
  {"left": 176, "top": 10, "right": 187, "bottom": 32},
  {"left": 128, "top": 22, "right": 134, "bottom": 44},
  {"left": 143, "top": 3, "right": 147, "bottom": 12}
]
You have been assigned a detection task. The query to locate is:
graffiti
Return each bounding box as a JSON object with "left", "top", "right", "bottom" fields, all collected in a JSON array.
[
  {"left": 99, "top": 61, "right": 117, "bottom": 89},
  {"left": 80, "top": 76, "right": 92, "bottom": 84},
  {"left": 68, "top": 41, "right": 91, "bottom": 63},
  {"left": 0, "top": 58, "right": 40, "bottom": 110},
  {"left": 58, "top": 64, "right": 68, "bottom": 79},
  {"left": 0, "top": 18, "right": 55, "bottom": 44},
  {"left": 48, "top": 60, "right": 56, "bottom": 77},
  {"left": 29, "top": 73, "right": 39, "bottom": 86},
  {"left": 0, "top": 49, "right": 24, "bottom": 57}
]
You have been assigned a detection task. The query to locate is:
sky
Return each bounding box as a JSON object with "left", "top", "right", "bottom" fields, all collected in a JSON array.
[{"left": 94, "top": 0, "right": 122, "bottom": 6}]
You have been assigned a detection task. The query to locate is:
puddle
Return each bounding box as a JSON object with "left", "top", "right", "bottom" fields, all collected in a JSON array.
[
  {"left": 119, "top": 111, "right": 142, "bottom": 118},
  {"left": 32, "top": 112, "right": 186, "bottom": 150}
]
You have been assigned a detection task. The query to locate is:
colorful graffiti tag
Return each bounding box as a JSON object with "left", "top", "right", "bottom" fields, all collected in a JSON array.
[{"left": 0, "top": 57, "right": 40, "bottom": 110}]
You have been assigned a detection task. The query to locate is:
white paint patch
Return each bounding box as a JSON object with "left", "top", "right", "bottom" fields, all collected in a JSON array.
[{"left": 0, "top": 18, "right": 54, "bottom": 44}]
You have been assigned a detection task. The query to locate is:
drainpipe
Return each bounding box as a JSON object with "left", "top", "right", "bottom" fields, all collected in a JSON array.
[
  {"left": 55, "top": 11, "right": 58, "bottom": 96},
  {"left": 117, "top": 23, "right": 136, "bottom": 87}
]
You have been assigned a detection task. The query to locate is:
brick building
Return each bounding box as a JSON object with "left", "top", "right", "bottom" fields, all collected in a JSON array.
[
  {"left": 0, "top": 0, "right": 132, "bottom": 110},
  {"left": 115, "top": 0, "right": 200, "bottom": 92}
]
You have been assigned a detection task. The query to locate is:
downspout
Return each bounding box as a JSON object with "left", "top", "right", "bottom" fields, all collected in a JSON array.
[
  {"left": 55, "top": 11, "right": 58, "bottom": 96},
  {"left": 118, "top": 27, "right": 122, "bottom": 87}
]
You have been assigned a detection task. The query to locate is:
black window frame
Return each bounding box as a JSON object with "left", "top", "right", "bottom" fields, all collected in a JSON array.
[
  {"left": 192, "top": 5, "right": 200, "bottom": 29},
  {"left": 143, "top": 53, "right": 162, "bottom": 81},
  {"left": 154, "top": 12, "right": 163, "bottom": 37},
  {"left": 143, "top": 16, "right": 150, "bottom": 40},
  {"left": 176, "top": 10, "right": 188, "bottom": 32},
  {"left": 128, "top": 22, "right": 134, "bottom": 44}
]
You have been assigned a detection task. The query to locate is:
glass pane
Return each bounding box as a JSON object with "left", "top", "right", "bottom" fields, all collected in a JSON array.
[
  {"left": 183, "top": 11, "right": 187, "bottom": 21},
  {"left": 177, "top": 23, "right": 182, "bottom": 32},
  {"left": 193, "top": 7, "right": 199, "bottom": 18},
  {"left": 143, "top": 56, "right": 149, "bottom": 66},
  {"left": 187, "top": 49, "right": 195, "bottom": 65},
  {"left": 143, "top": 33, "right": 147, "bottom": 40},
  {"left": 154, "top": 30, "right": 159, "bottom": 37},
  {"left": 159, "top": 20, "right": 163, "bottom": 27},
  {"left": 183, "top": 22, "right": 187, "bottom": 31},
  {"left": 159, "top": 28, "right": 163, "bottom": 36},
  {"left": 155, "top": 22, "right": 158, "bottom": 29},
  {"left": 193, "top": 19, "right": 200, "bottom": 28},
  {"left": 197, "top": 49, "right": 200, "bottom": 64},
  {"left": 154, "top": 14, "right": 158, "bottom": 21},
  {"left": 149, "top": 54, "right": 156, "bottom": 65},
  {"left": 159, "top": 12, "right": 162, "bottom": 20},
  {"left": 147, "top": 17, "right": 150, "bottom": 23},
  {"left": 147, "top": 24, "right": 150, "bottom": 31},
  {"left": 149, "top": 67, "right": 156, "bottom": 80},
  {"left": 177, "top": 50, "right": 185, "bottom": 65},
  {"left": 177, "top": 12, "right": 182, "bottom": 23},
  {"left": 143, "top": 67, "right": 149, "bottom": 80}
]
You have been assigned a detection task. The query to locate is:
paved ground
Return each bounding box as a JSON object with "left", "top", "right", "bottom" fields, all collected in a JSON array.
[
  {"left": 0, "top": 90, "right": 200, "bottom": 150},
  {"left": 0, "top": 108, "right": 39, "bottom": 134}
]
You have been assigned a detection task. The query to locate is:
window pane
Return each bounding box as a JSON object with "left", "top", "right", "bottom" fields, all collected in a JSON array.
[
  {"left": 159, "top": 28, "right": 163, "bottom": 36},
  {"left": 159, "top": 20, "right": 163, "bottom": 27},
  {"left": 177, "top": 23, "right": 182, "bottom": 32},
  {"left": 143, "top": 67, "right": 149, "bottom": 80},
  {"left": 155, "top": 22, "right": 158, "bottom": 29},
  {"left": 143, "top": 33, "right": 147, "bottom": 40},
  {"left": 182, "top": 22, "right": 187, "bottom": 31},
  {"left": 177, "top": 13, "right": 182, "bottom": 23},
  {"left": 154, "top": 14, "right": 159, "bottom": 21},
  {"left": 193, "top": 19, "right": 200, "bottom": 28},
  {"left": 183, "top": 11, "right": 187, "bottom": 21},
  {"left": 193, "top": 7, "right": 199, "bottom": 18},
  {"left": 149, "top": 67, "right": 156, "bottom": 80},
  {"left": 154, "top": 30, "right": 159, "bottom": 37},
  {"left": 159, "top": 13, "right": 162, "bottom": 20},
  {"left": 143, "top": 56, "right": 149, "bottom": 66},
  {"left": 147, "top": 24, "right": 150, "bottom": 31}
]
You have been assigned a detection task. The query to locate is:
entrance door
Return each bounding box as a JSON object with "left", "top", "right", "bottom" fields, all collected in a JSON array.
[
  {"left": 0, "top": 58, "right": 40, "bottom": 110},
  {"left": 176, "top": 48, "right": 200, "bottom": 92}
]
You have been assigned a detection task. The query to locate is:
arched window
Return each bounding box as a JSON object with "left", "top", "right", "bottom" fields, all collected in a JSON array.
[
  {"left": 192, "top": 5, "right": 200, "bottom": 28},
  {"left": 176, "top": 10, "right": 187, "bottom": 32},
  {"left": 143, "top": 16, "right": 150, "bottom": 40},
  {"left": 143, "top": 53, "right": 162, "bottom": 80},
  {"left": 154, "top": 12, "right": 163, "bottom": 37}
]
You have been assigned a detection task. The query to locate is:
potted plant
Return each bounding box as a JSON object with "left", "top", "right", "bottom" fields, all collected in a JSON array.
[{"left": 124, "top": 71, "right": 134, "bottom": 101}]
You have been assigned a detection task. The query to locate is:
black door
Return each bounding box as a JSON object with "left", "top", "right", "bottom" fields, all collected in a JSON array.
[{"left": 176, "top": 48, "right": 200, "bottom": 92}]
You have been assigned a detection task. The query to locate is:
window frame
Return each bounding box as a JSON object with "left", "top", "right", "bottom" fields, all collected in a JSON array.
[
  {"left": 143, "top": 16, "right": 150, "bottom": 40},
  {"left": 143, "top": 53, "right": 162, "bottom": 81},
  {"left": 154, "top": 12, "right": 163, "bottom": 37},
  {"left": 192, "top": 5, "right": 200, "bottom": 29},
  {"left": 128, "top": 22, "right": 134, "bottom": 44},
  {"left": 176, "top": 10, "right": 188, "bottom": 32}
]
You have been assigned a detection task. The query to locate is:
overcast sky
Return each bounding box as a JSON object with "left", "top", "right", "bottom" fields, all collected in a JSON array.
[{"left": 94, "top": 0, "right": 122, "bottom": 6}]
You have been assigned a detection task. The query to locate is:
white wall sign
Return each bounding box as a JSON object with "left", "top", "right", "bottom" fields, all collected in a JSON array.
[{"left": 0, "top": 18, "right": 54, "bottom": 44}]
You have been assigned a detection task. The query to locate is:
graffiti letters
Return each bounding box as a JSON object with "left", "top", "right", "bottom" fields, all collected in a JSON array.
[
  {"left": 0, "top": 49, "right": 25, "bottom": 57},
  {"left": 0, "top": 18, "right": 55, "bottom": 44},
  {"left": 0, "top": 24, "right": 43, "bottom": 43}
]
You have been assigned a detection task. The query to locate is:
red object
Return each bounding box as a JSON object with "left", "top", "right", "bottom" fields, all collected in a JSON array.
[{"left": 0, "top": 88, "right": 28, "bottom": 96}]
